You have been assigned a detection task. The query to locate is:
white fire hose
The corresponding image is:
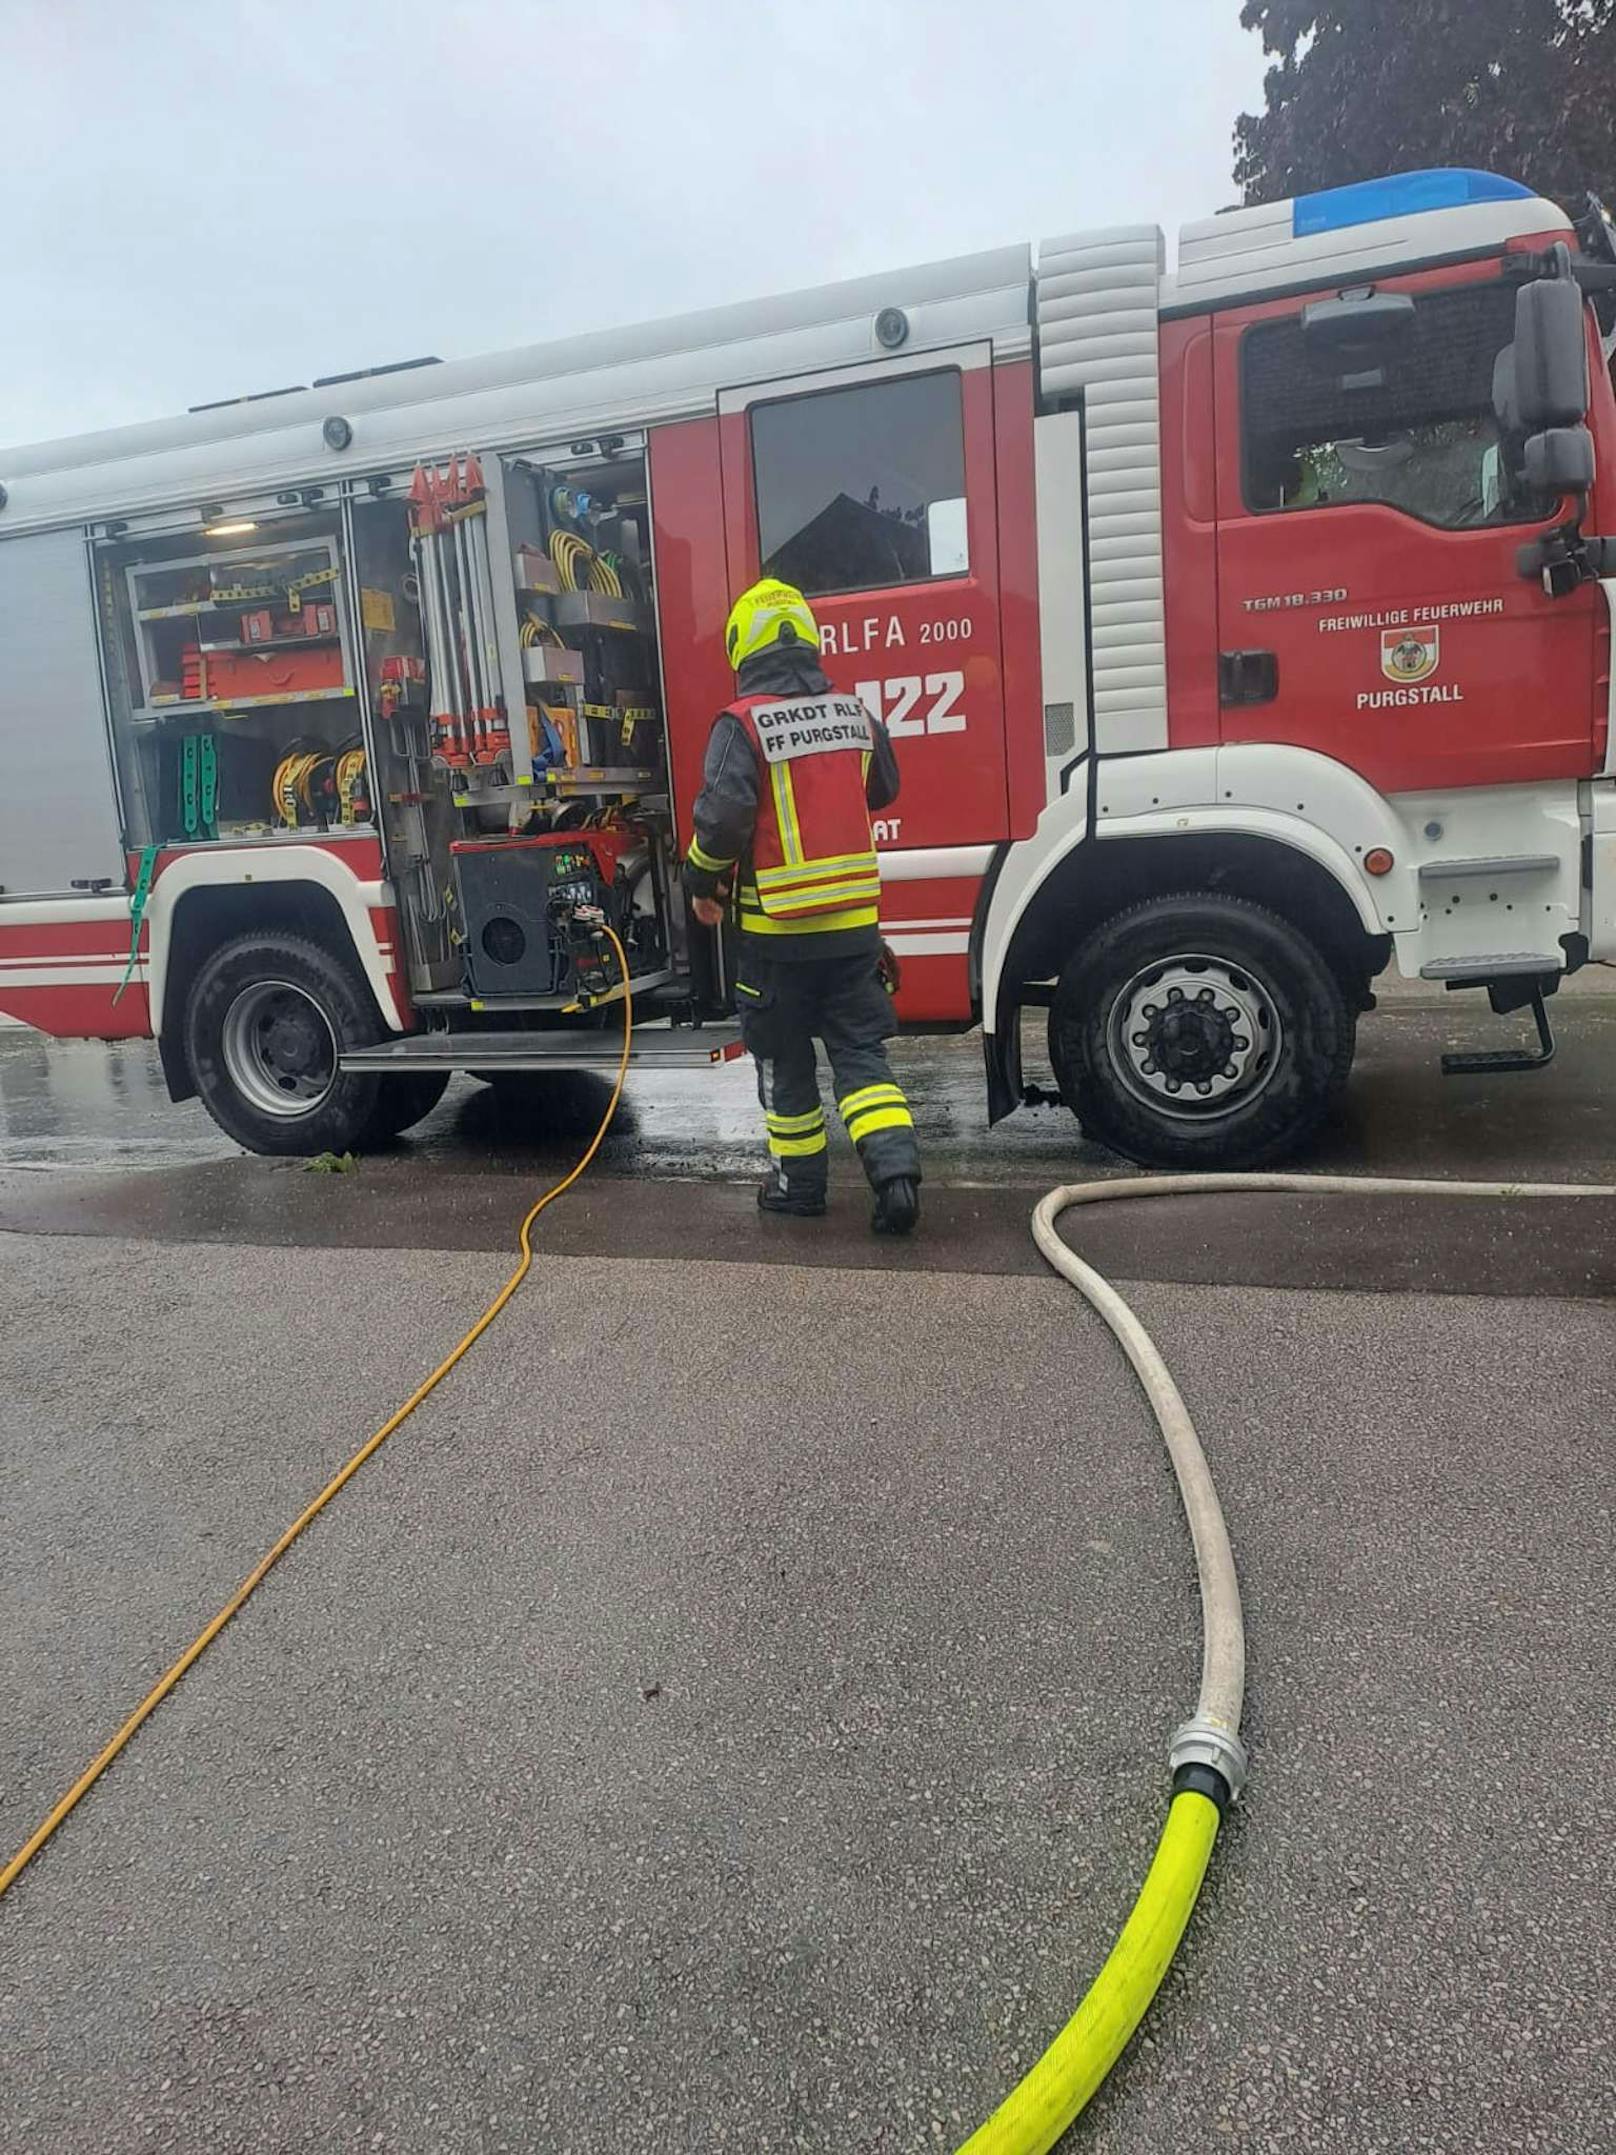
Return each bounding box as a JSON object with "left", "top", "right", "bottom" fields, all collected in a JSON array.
[{"left": 959, "top": 1169, "right": 1616, "bottom": 2153}]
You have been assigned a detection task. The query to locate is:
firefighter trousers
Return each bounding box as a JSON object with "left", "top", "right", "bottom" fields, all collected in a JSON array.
[{"left": 735, "top": 944, "right": 920, "bottom": 1197}]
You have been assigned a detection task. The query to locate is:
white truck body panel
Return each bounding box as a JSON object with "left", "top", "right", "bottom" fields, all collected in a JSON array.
[{"left": 0, "top": 529, "right": 125, "bottom": 897}]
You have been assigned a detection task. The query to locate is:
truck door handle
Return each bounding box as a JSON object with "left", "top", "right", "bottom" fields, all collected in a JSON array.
[{"left": 1218, "top": 650, "right": 1279, "bottom": 706}]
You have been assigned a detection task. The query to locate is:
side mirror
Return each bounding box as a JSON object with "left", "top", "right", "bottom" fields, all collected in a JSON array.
[
  {"left": 1300, "top": 290, "right": 1415, "bottom": 384},
  {"left": 1522, "top": 424, "right": 1595, "bottom": 494},
  {"left": 1513, "top": 274, "right": 1589, "bottom": 429}
]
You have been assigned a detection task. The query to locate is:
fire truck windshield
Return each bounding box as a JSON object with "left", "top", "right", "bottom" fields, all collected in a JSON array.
[{"left": 1243, "top": 280, "right": 1556, "bottom": 531}]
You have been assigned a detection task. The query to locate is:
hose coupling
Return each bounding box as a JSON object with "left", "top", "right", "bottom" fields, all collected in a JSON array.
[{"left": 1170, "top": 1715, "right": 1249, "bottom": 1805}]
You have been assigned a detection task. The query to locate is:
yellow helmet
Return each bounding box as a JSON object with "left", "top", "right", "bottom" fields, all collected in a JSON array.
[{"left": 724, "top": 578, "right": 820, "bottom": 670}]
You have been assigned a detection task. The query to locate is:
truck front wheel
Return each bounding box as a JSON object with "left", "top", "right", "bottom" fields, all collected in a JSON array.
[
  {"left": 1048, "top": 893, "right": 1354, "bottom": 1169},
  {"left": 184, "top": 933, "right": 385, "bottom": 1156}
]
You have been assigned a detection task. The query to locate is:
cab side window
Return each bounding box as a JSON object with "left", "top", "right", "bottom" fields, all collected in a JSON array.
[
  {"left": 1243, "top": 282, "right": 1549, "bottom": 529},
  {"left": 751, "top": 369, "right": 969, "bottom": 598}
]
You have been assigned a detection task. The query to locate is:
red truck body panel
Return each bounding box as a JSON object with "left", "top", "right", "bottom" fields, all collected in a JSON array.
[{"left": 1207, "top": 253, "right": 1603, "bottom": 794}]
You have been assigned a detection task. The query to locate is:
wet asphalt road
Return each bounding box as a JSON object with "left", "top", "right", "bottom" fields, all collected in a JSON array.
[
  {"left": 3, "top": 986, "right": 1616, "bottom": 1296},
  {"left": 2, "top": 990, "right": 1614, "bottom": 2154}
]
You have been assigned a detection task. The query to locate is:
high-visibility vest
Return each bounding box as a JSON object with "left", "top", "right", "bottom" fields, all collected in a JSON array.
[{"left": 726, "top": 691, "right": 881, "bottom": 936}]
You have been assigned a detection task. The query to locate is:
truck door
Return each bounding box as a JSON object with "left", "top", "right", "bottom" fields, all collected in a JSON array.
[
  {"left": 1211, "top": 266, "right": 1600, "bottom": 793},
  {"left": 716, "top": 346, "right": 1009, "bottom": 848},
  {"left": 0, "top": 529, "right": 128, "bottom": 896}
]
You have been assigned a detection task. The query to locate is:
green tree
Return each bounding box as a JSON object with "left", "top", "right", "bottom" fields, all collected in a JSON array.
[{"left": 1235, "top": 1, "right": 1616, "bottom": 212}]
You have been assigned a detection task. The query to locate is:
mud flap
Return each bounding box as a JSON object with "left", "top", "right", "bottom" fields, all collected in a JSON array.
[{"left": 984, "top": 1009, "right": 1023, "bottom": 1124}]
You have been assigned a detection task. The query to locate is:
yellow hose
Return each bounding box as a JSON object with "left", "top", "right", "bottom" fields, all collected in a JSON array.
[
  {"left": 0, "top": 926, "right": 634, "bottom": 1906},
  {"left": 956, "top": 1790, "right": 1220, "bottom": 2154}
]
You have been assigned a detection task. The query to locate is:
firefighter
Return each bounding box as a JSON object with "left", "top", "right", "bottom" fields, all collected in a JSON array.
[{"left": 683, "top": 578, "right": 921, "bottom": 1234}]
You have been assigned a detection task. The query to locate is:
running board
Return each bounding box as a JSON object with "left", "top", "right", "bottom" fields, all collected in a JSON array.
[
  {"left": 1440, "top": 988, "right": 1556, "bottom": 1076},
  {"left": 341, "top": 1024, "right": 746, "bottom": 1075},
  {"left": 1420, "top": 953, "right": 1563, "bottom": 980}
]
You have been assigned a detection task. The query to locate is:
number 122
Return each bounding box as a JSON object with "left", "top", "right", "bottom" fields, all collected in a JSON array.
[{"left": 855, "top": 672, "right": 966, "bottom": 738}]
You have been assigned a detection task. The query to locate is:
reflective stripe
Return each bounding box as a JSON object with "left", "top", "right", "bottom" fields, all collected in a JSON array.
[
  {"left": 769, "top": 1129, "right": 829, "bottom": 1158},
  {"left": 839, "top": 1083, "right": 906, "bottom": 1117},
  {"left": 739, "top": 895, "right": 880, "bottom": 936},
  {"left": 753, "top": 857, "right": 881, "bottom": 911},
  {"left": 766, "top": 1107, "right": 825, "bottom": 1136},
  {"left": 754, "top": 882, "right": 880, "bottom": 911},
  {"left": 686, "top": 836, "right": 737, "bottom": 874},
  {"left": 847, "top": 1104, "right": 914, "bottom": 1144},
  {"left": 754, "top": 851, "right": 877, "bottom": 888},
  {"left": 762, "top": 882, "right": 881, "bottom": 916},
  {"left": 770, "top": 760, "right": 805, "bottom": 866}
]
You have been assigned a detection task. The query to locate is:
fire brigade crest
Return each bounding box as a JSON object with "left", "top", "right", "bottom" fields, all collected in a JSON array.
[{"left": 1380, "top": 625, "right": 1441, "bottom": 683}]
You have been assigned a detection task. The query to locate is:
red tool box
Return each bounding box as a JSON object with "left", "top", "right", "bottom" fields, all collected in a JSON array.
[{"left": 202, "top": 644, "right": 345, "bottom": 702}]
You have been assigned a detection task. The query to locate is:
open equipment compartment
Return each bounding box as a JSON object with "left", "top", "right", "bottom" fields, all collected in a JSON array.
[
  {"left": 95, "top": 501, "right": 370, "bottom": 848},
  {"left": 378, "top": 435, "right": 684, "bottom": 1016}
]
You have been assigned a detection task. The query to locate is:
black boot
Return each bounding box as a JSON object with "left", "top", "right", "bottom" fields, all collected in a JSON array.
[
  {"left": 872, "top": 1177, "right": 920, "bottom": 1236},
  {"left": 758, "top": 1176, "right": 827, "bottom": 1218}
]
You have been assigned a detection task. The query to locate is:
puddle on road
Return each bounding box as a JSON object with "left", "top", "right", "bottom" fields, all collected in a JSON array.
[
  {"left": 7, "top": 999, "right": 1612, "bottom": 1191},
  {"left": 0, "top": 1025, "right": 1093, "bottom": 1185}
]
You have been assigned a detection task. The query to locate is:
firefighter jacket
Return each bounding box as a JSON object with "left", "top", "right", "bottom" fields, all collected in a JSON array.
[{"left": 683, "top": 646, "right": 899, "bottom": 960}]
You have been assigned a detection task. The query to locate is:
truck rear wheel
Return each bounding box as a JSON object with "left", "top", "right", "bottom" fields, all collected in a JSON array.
[
  {"left": 1048, "top": 893, "right": 1354, "bottom": 1169},
  {"left": 184, "top": 933, "right": 385, "bottom": 1156}
]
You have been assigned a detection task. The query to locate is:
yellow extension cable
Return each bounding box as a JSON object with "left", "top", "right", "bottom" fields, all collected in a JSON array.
[
  {"left": 0, "top": 926, "right": 634, "bottom": 1906},
  {"left": 548, "top": 529, "right": 622, "bottom": 597}
]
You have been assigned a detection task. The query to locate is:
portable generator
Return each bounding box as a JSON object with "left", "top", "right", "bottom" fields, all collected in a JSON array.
[{"left": 451, "top": 829, "right": 646, "bottom": 1002}]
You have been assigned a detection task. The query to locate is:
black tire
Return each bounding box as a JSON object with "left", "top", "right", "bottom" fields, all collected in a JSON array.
[
  {"left": 184, "top": 932, "right": 385, "bottom": 1157},
  {"left": 360, "top": 1070, "right": 452, "bottom": 1142},
  {"left": 1048, "top": 893, "right": 1355, "bottom": 1169}
]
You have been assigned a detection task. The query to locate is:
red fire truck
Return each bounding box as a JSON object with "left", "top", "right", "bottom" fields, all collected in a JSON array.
[{"left": 3, "top": 166, "right": 1615, "bottom": 1167}]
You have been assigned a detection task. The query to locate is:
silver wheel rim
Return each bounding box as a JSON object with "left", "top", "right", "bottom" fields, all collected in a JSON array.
[
  {"left": 1106, "top": 952, "right": 1282, "bottom": 1121},
  {"left": 220, "top": 979, "right": 338, "bottom": 1119}
]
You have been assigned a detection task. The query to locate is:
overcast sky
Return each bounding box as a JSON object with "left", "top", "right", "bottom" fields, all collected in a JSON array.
[{"left": 1, "top": 1, "right": 1265, "bottom": 451}]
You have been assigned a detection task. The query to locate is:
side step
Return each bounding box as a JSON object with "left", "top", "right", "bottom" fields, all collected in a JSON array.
[
  {"left": 341, "top": 1022, "right": 746, "bottom": 1076},
  {"left": 1419, "top": 953, "right": 1563, "bottom": 980},
  {"left": 1440, "top": 987, "right": 1556, "bottom": 1077}
]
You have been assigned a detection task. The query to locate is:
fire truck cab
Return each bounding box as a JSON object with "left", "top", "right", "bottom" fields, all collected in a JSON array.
[{"left": 3, "top": 166, "right": 1615, "bottom": 1167}]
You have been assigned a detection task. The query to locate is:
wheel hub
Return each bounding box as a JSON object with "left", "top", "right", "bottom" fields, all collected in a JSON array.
[
  {"left": 1146, "top": 991, "right": 1235, "bottom": 1082},
  {"left": 262, "top": 1010, "right": 323, "bottom": 1077},
  {"left": 1108, "top": 956, "right": 1280, "bottom": 1120},
  {"left": 221, "top": 980, "right": 337, "bottom": 1118}
]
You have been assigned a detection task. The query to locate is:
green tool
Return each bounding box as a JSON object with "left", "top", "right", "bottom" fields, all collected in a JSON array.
[
  {"left": 111, "top": 844, "right": 160, "bottom": 1007},
  {"left": 180, "top": 736, "right": 200, "bottom": 838},
  {"left": 199, "top": 733, "right": 218, "bottom": 838},
  {"left": 177, "top": 733, "right": 219, "bottom": 841}
]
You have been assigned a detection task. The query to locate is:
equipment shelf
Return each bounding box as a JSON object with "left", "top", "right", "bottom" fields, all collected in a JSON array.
[
  {"left": 138, "top": 598, "right": 298, "bottom": 620},
  {"left": 195, "top": 633, "right": 343, "bottom": 652},
  {"left": 449, "top": 767, "right": 658, "bottom": 807},
  {"left": 125, "top": 534, "right": 356, "bottom": 716},
  {"left": 133, "top": 686, "right": 358, "bottom": 724}
]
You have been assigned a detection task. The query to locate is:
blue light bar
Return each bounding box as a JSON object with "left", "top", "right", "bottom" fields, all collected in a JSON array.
[{"left": 1293, "top": 169, "right": 1534, "bottom": 238}]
